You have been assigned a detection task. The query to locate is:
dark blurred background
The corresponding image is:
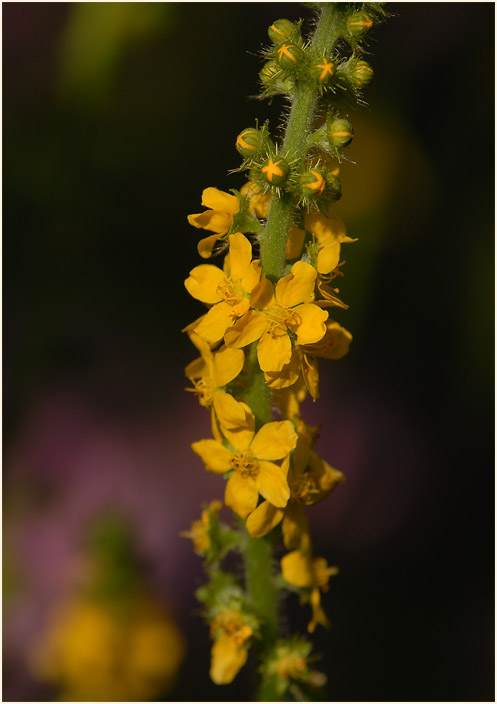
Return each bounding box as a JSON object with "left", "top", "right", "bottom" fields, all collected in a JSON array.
[{"left": 3, "top": 2, "right": 494, "bottom": 701}]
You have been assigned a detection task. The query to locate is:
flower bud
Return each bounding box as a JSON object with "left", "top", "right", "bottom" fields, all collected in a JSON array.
[
  {"left": 260, "top": 60, "right": 280, "bottom": 85},
  {"left": 261, "top": 157, "right": 289, "bottom": 186},
  {"left": 268, "top": 19, "right": 295, "bottom": 44},
  {"left": 300, "top": 169, "right": 326, "bottom": 198},
  {"left": 309, "top": 57, "right": 335, "bottom": 86},
  {"left": 347, "top": 12, "right": 373, "bottom": 38},
  {"left": 236, "top": 128, "right": 263, "bottom": 157},
  {"left": 327, "top": 174, "right": 342, "bottom": 201},
  {"left": 328, "top": 119, "right": 354, "bottom": 148},
  {"left": 276, "top": 43, "right": 303, "bottom": 70},
  {"left": 352, "top": 60, "right": 374, "bottom": 87}
]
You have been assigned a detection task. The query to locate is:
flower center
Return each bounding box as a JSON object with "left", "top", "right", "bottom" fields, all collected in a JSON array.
[
  {"left": 211, "top": 610, "right": 252, "bottom": 645},
  {"left": 187, "top": 378, "right": 213, "bottom": 408},
  {"left": 275, "top": 652, "right": 308, "bottom": 680},
  {"left": 230, "top": 450, "right": 259, "bottom": 477},
  {"left": 291, "top": 475, "right": 319, "bottom": 504},
  {"left": 264, "top": 304, "right": 302, "bottom": 333},
  {"left": 216, "top": 276, "right": 244, "bottom": 306}
]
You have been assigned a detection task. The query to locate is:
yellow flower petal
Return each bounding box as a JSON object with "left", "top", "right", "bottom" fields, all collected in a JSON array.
[
  {"left": 282, "top": 503, "right": 309, "bottom": 550},
  {"left": 316, "top": 242, "right": 341, "bottom": 275},
  {"left": 304, "top": 321, "right": 352, "bottom": 359},
  {"left": 188, "top": 210, "right": 232, "bottom": 234},
  {"left": 201, "top": 187, "right": 239, "bottom": 214},
  {"left": 249, "top": 275, "right": 274, "bottom": 309},
  {"left": 210, "top": 634, "right": 248, "bottom": 685},
  {"left": 285, "top": 224, "right": 306, "bottom": 260},
  {"left": 197, "top": 233, "right": 224, "bottom": 259},
  {"left": 191, "top": 440, "right": 233, "bottom": 474},
  {"left": 308, "top": 587, "right": 330, "bottom": 633},
  {"left": 224, "top": 310, "right": 268, "bottom": 349},
  {"left": 257, "top": 327, "right": 292, "bottom": 372},
  {"left": 184, "top": 355, "right": 205, "bottom": 381},
  {"left": 184, "top": 265, "right": 225, "bottom": 304},
  {"left": 246, "top": 500, "right": 284, "bottom": 538},
  {"left": 281, "top": 550, "right": 313, "bottom": 588},
  {"left": 290, "top": 304, "right": 328, "bottom": 345},
  {"left": 255, "top": 461, "right": 290, "bottom": 508},
  {"left": 212, "top": 392, "right": 249, "bottom": 431},
  {"left": 301, "top": 352, "right": 320, "bottom": 400},
  {"left": 275, "top": 261, "right": 316, "bottom": 308},
  {"left": 305, "top": 210, "right": 351, "bottom": 245},
  {"left": 241, "top": 261, "right": 262, "bottom": 295},
  {"left": 228, "top": 233, "right": 252, "bottom": 279},
  {"left": 194, "top": 302, "right": 240, "bottom": 344},
  {"left": 225, "top": 472, "right": 258, "bottom": 518},
  {"left": 211, "top": 347, "right": 245, "bottom": 388},
  {"left": 263, "top": 351, "right": 300, "bottom": 389},
  {"left": 251, "top": 421, "right": 297, "bottom": 460}
]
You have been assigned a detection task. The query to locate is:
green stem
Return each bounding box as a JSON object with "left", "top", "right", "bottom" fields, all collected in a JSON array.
[
  {"left": 241, "top": 7, "right": 342, "bottom": 700},
  {"left": 260, "top": 2, "right": 341, "bottom": 281}
]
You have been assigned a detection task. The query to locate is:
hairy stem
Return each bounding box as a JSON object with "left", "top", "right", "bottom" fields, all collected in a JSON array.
[{"left": 260, "top": 2, "right": 340, "bottom": 281}]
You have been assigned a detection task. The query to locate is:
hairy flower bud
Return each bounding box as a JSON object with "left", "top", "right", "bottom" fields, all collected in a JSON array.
[
  {"left": 236, "top": 128, "right": 264, "bottom": 157},
  {"left": 276, "top": 43, "right": 304, "bottom": 70},
  {"left": 328, "top": 119, "right": 354, "bottom": 148},
  {"left": 347, "top": 11, "right": 373, "bottom": 38},
  {"left": 309, "top": 57, "right": 335, "bottom": 85},
  {"left": 268, "top": 19, "right": 296, "bottom": 44},
  {"left": 300, "top": 169, "right": 326, "bottom": 198},
  {"left": 352, "top": 59, "right": 374, "bottom": 87},
  {"left": 261, "top": 157, "right": 289, "bottom": 186}
]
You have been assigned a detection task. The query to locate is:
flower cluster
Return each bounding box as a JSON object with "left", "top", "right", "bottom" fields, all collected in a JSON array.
[{"left": 182, "top": 3, "right": 385, "bottom": 697}]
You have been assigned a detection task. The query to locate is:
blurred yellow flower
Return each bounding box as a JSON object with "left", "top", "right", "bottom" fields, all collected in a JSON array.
[
  {"left": 181, "top": 500, "right": 222, "bottom": 556},
  {"left": 30, "top": 596, "right": 185, "bottom": 701},
  {"left": 209, "top": 608, "right": 253, "bottom": 684},
  {"left": 281, "top": 551, "right": 339, "bottom": 633}
]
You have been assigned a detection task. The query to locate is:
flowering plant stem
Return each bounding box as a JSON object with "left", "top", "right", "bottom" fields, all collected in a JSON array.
[
  {"left": 261, "top": 2, "right": 339, "bottom": 281},
  {"left": 239, "top": 6, "right": 345, "bottom": 699}
]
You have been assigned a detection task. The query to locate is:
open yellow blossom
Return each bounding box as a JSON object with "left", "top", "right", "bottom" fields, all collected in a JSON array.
[
  {"left": 281, "top": 551, "right": 339, "bottom": 633},
  {"left": 185, "top": 331, "right": 245, "bottom": 438},
  {"left": 188, "top": 187, "right": 240, "bottom": 258},
  {"left": 185, "top": 232, "right": 261, "bottom": 344},
  {"left": 181, "top": 500, "right": 222, "bottom": 556},
  {"left": 247, "top": 422, "right": 344, "bottom": 548},
  {"left": 210, "top": 609, "right": 253, "bottom": 684},
  {"left": 192, "top": 396, "right": 297, "bottom": 518},
  {"left": 264, "top": 320, "right": 352, "bottom": 399},
  {"left": 225, "top": 261, "right": 329, "bottom": 373}
]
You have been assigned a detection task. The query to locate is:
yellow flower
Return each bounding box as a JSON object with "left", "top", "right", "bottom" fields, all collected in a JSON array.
[
  {"left": 185, "top": 331, "right": 245, "bottom": 438},
  {"left": 188, "top": 187, "right": 240, "bottom": 258},
  {"left": 30, "top": 597, "right": 185, "bottom": 701},
  {"left": 302, "top": 320, "right": 352, "bottom": 360},
  {"left": 185, "top": 232, "right": 261, "bottom": 344},
  {"left": 246, "top": 422, "right": 344, "bottom": 549},
  {"left": 209, "top": 609, "right": 253, "bottom": 684},
  {"left": 281, "top": 551, "right": 339, "bottom": 633},
  {"left": 240, "top": 180, "right": 271, "bottom": 219},
  {"left": 303, "top": 210, "right": 357, "bottom": 309},
  {"left": 264, "top": 320, "right": 352, "bottom": 399},
  {"left": 181, "top": 500, "right": 222, "bottom": 555},
  {"left": 192, "top": 395, "right": 297, "bottom": 519},
  {"left": 225, "top": 261, "right": 329, "bottom": 373}
]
